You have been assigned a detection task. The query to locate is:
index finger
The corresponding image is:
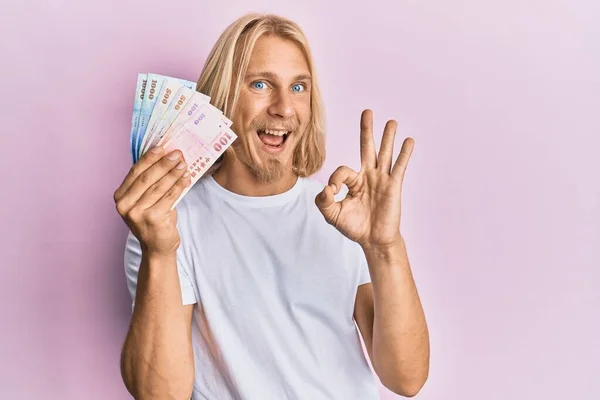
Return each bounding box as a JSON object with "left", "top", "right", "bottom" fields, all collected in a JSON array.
[{"left": 113, "top": 146, "right": 165, "bottom": 202}]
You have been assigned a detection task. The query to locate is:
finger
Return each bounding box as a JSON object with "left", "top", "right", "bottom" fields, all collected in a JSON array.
[
  {"left": 116, "top": 150, "right": 184, "bottom": 214},
  {"left": 315, "top": 184, "right": 340, "bottom": 225},
  {"left": 152, "top": 174, "right": 192, "bottom": 213},
  {"left": 136, "top": 160, "right": 189, "bottom": 210},
  {"left": 114, "top": 146, "right": 165, "bottom": 202},
  {"left": 328, "top": 165, "right": 359, "bottom": 195},
  {"left": 315, "top": 166, "right": 358, "bottom": 224},
  {"left": 391, "top": 137, "right": 415, "bottom": 183},
  {"left": 377, "top": 119, "right": 398, "bottom": 174},
  {"left": 360, "top": 109, "right": 377, "bottom": 170}
]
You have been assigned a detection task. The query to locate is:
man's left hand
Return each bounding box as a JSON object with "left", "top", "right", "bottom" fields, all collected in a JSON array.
[{"left": 315, "top": 109, "right": 414, "bottom": 250}]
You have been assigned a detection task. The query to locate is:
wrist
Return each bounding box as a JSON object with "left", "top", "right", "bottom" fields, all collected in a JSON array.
[
  {"left": 361, "top": 234, "right": 405, "bottom": 251},
  {"left": 142, "top": 248, "right": 178, "bottom": 265},
  {"left": 361, "top": 236, "right": 406, "bottom": 261}
]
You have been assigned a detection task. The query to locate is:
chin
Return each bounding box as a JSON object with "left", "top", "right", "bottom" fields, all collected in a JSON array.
[{"left": 246, "top": 156, "right": 287, "bottom": 183}]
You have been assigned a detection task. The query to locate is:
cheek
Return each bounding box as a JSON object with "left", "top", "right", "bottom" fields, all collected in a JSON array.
[
  {"left": 232, "top": 91, "right": 253, "bottom": 127},
  {"left": 297, "top": 95, "right": 311, "bottom": 114},
  {"left": 239, "top": 101, "right": 267, "bottom": 130},
  {"left": 297, "top": 101, "right": 311, "bottom": 128}
]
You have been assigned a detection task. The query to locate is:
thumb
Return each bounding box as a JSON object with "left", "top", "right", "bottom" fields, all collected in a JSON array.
[
  {"left": 315, "top": 166, "right": 358, "bottom": 224},
  {"left": 315, "top": 184, "right": 340, "bottom": 225}
]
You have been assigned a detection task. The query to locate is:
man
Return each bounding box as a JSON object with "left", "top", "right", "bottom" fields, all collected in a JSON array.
[{"left": 114, "top": 13, "right": 429, "bottom": 400}]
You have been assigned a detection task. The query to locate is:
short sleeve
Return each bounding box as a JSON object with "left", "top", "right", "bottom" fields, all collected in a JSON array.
[
  {"left": 124, "top": 231, "right": 198, "bottom": 312},
  {"left": 356, "top": 244, "right": 371, "bottom": 286}
]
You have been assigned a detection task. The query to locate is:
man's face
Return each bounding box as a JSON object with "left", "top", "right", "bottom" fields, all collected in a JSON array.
[{"left": 230, "top": 34, "right": 312, "bottom": 183}]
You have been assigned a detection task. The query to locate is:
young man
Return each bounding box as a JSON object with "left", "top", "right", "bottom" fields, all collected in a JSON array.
[{"left": 114, "top": 13, "right": 429, "bottom": 400}]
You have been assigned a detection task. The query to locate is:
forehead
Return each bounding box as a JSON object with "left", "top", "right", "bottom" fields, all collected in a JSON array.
[{"left": 245, "top": 35, "right": 310, "bottom": 80}]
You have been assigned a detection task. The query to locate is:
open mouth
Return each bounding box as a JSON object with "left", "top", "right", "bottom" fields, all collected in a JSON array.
[{"left": 257, "top": 129, "right": 290, "bottom": 149}]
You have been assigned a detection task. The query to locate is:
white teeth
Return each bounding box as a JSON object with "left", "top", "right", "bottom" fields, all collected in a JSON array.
[{"left": 263, "top": 129, "right": 288, "bottom": 136}]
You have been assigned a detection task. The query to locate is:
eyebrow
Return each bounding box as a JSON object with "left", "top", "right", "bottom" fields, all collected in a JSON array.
[{"left": 245, "top": 71, "right": 312, "bottom": 82}]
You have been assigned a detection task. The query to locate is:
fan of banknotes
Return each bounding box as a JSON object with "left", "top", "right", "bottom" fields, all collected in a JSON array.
[{"left": 129, "top": 73, "right": 237, "bottom": 207}]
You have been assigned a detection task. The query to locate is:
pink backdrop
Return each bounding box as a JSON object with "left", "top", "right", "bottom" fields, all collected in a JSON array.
[{"left": 1, "top": 0, "right": 598, "bottom": 399}]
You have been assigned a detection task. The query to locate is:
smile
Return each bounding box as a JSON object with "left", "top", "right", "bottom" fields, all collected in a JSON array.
[{"left": 256, "top": 129, "right": 290, "bottom": 151}]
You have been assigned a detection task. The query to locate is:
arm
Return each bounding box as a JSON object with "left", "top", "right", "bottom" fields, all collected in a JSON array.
[
  {"left": 354, "top": 238, "right": 429, "bottom": 397},
  {"left": 120, "top": 253, "right": 195, "bottom": 400},
  {"left": 113, "top": 145, "right": 195, "bottom": 399},
  {"left": 315, "top": 109, "right": 429, "bottom": 397}
]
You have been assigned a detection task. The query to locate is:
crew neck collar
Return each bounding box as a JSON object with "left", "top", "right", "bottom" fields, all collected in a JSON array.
[{"left": 204, "top": 174, "right": 305, "bottom": 207}]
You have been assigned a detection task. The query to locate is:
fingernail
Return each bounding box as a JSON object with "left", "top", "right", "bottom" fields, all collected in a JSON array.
[
  {"left": 151, "top": 146, "right": 163, "bottom": 154},
  {"left": 176, "top": 161, "right": 186, "bottom": 170},
  {"left": 331, "top": 184, "right": 337, "bottom": 192},
  {"left": 167, "top": 151, "right": 180, "bottom": 161},
  {"left": 183, "top": 171, "right": 190, "bottom": 177}
]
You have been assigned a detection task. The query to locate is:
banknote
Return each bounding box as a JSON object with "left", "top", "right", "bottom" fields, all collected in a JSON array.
[
  {"left": 139, "top": 78, "right": 196, "bottom": 158},
  {"left": 162, "top": 103, "right": 237, "bottom": 208},
  {"left": 133, "top": 73, "right": 167, "bottom": 163},
  {"left": 137, "top": 83, "right": 232, "bottom": 158},
  {"left": 130, "top": 74, "right": 147, "bottom": 163},
  {"left": 156, "top": 91, "right": 234, "bottom": 150},
  {"left": 128, "top": 72, "right": 237, "bottom": 205},
  {"left": 141, "top": 86, "right": 209, "bottom": 157},
  {"left": 156, "top": 91, "right": 213, "bottom": 149}
]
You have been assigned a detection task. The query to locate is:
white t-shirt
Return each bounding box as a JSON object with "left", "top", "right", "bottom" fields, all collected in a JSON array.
[{"left": 124, "top": 174, "right": 380, "bottom": 400}]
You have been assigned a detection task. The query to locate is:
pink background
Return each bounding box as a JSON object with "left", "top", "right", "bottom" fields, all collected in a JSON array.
[{"left": 1, "top": 0, "right": 598, "bottom": 399}]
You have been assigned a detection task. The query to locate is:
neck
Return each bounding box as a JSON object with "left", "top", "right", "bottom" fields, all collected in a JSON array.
[{"left": 212, "top": 156, "right": 298, "bottom": 197}]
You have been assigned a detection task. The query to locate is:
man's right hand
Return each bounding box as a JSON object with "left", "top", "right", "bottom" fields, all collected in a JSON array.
[{"left": 114, "top": 146, "right": 191, "bottom": 257}]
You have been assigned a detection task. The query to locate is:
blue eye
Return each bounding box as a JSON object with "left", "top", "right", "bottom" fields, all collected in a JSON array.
[
  {"left": 252, "top": 81, "right": 267, "bottom": 90},
  {"left": 292, "top": 84, "right": 304, "bottom": 92}
]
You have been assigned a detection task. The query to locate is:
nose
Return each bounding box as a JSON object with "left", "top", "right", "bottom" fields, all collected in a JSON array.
[{"left": 267, "top": 89, "right": 295, "bottom": 119}]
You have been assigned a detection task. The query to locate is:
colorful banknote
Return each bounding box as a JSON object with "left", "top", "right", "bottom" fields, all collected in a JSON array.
[
  {"left": 141, "top": 86, "right": 200, "bottom": 156},
  {"left": 133, "top": 73, "right": 165, "bottom": 162},
  {"left": 161, "top": 103, "right": 237, "bottom": 208},
  {"left": 139, "top": 77, "right": 196, "bottom": 158},
  {"left": 130, "top": 74, "right": 147, "bottom": 163},
  {"left": 129, "top": 72, "right": 237, "bottom": 205},
  {"left": 157, "top": 91, "right": 212, "bottom": 149}
]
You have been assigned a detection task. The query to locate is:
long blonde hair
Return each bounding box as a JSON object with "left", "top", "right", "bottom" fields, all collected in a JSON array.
[{"left": 196, "top": 13, "right": 326, "bottom": 177}]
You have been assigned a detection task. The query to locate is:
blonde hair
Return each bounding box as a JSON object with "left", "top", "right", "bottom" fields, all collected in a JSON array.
[{"left": 196, "top": 13, "right": 326, "bottom": 177}]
